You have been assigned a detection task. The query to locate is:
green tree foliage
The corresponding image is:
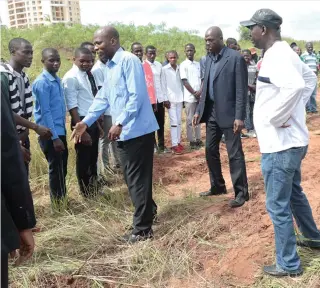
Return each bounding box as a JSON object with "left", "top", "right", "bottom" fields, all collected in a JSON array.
[
  {"left": 237, "top": 25, "right": 251, "bottom": 41},
  {"left": 1, "top": 23, "right": 319, "bottom": 81}
]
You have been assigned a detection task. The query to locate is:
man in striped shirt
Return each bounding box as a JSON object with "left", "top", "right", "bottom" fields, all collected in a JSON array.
[
  {"left": 301, "top": 42, "right": 319, "bottom": 113},
  {"left": 0, "top": 38, "right": 52, "bottom": 172}
]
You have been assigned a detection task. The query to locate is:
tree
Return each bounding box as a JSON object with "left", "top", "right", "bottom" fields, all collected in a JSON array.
[{"left": 237, "top": 25, "right": 251, "bottom": 41}]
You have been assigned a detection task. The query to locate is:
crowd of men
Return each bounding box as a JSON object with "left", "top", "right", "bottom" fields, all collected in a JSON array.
[{"left": 1, "top": 7, "right": 320, "bottom": 287}]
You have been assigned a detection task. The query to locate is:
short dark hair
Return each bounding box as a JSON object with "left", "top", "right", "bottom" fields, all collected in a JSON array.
[
  {"left": 80, "top": 42, "right": 94, "bottom": 48},
  {"left": 145, "top": 45, "right": 156, "bottom": 53},
  {"left": 226, "top": 38, "right": 237, "bottom": 47},
  {"left": 131, "top": 42, "right": 142, "bottom": 51},
  {"left": 290, "top": 42, "right": 297, "bottom": 48},
  {"left": 167, "top": 50, "right": 178, "bottom": 57},
  {"left": 185, "top": 43, "right": 195, "bottom": 49},
  {"left": 8, "top": 38, "right": 31, "bottom": 53},
  {"left": 74, "top": 47, "right": 92, "bottom": 58},
  {"left": 41, "top": 48, "right": 59, "bottom": 59},
  {"left": 242, "top": 49, "right": 251, "bottom": 54}
]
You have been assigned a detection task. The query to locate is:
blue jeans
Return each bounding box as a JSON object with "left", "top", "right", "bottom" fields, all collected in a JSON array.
[
  {"left": 261, "top": 146, "right": 320, "bottom": 271},
  {"left": 306, "top": 83, "right": 318, "bottom": 113}
]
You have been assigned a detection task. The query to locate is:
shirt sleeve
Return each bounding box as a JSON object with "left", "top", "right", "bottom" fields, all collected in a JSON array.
[
  {"left": 160, "top": 67, "right": 168, "bottom": 102},
  {"left": 179, "top": 62, "right": 187, "bottom": 80},
  {"left": 115, "top": 56, "right": 146, "bottom": 126},
  {"left": 62, "top": 76, "right": 79, "bottom": 111},
  {"left": 32, "top": 80, "right": 59, "bottom": 140},
  {"left": 83, "top": 82, "right": 110, "bottom": 127},
  {"left": 268, "top": 55, "right": 306, "bottom": 127},
  {"left": 301, "top": 62, "right": 318, "bottom": 105}
]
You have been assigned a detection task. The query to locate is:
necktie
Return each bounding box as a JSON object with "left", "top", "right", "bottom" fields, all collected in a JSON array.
[{"left": 86, "top": 71, "right": 98, "bottom": 97}]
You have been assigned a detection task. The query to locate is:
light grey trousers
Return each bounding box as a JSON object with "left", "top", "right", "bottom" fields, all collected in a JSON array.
[
  {"left": 185, "top": 102, "right": 201, "bottom": 142},
  {"left": 98, "top": 115, "right": 121, "bottom": 174}
]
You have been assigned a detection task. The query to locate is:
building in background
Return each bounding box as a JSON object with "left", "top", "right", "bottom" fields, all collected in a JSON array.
[{"left": 7, "top": 0, "right": 81, "bottom": 29}]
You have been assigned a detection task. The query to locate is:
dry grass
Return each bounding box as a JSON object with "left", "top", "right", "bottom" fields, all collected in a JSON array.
[{"left": 9, "top": 118, "right": 320, "bottom": 288}]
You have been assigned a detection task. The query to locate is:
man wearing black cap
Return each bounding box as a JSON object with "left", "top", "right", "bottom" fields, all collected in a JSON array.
[{"left": 241, "top": 8, "right": 320, "bottom": 277}]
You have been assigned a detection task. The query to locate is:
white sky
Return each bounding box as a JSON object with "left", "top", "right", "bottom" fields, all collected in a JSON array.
[{"left": 1, "top": 0, "right": 320, "bottom": 41}]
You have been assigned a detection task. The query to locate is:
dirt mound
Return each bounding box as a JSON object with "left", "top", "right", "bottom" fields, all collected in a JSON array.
[{"left": 153, "top": 132, "right": 320, "bottom": 286}]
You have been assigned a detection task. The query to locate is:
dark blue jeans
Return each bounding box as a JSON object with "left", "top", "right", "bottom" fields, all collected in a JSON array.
[
  {"left": 39, "top": 136, "right": 68, "bottom": 202},
  {"left": 261, "top": 146, "right": 320, "bottom": 271}
]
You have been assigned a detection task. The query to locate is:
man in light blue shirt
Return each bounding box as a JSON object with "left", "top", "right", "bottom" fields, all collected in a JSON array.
[
  {"left": 33, "top": 48, "right": 68, "bottom": 207},
  {"left": 71, "top": 26, "right": 159, "bottom": 244}
]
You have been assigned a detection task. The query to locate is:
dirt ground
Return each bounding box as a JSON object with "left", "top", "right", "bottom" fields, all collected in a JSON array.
[{"left": 152, "top": 113, "right": 320, "bottom": 287}]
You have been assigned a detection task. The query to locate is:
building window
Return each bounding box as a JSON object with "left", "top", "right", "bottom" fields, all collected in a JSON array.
[
  {"left": 33, "top": 7, "right": 36, "bottom": 10},
  {"left": 33, "top": 12, "right": 37, "bottom": 16},
  {"left": 32, "top": 1, "right": 35, "bottom": 4}
]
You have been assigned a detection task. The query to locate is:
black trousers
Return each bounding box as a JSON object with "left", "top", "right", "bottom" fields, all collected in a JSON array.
[
  {"left": 154, "top": 102, "right": 165, "bottom": 149},
  {"left": 39, "top": 136, "right": 68, "bottom": 202},
  {"left": 21, "top": 136, "right": 30, "bottom": 175},
  {"left": 205, "top": 103, "right": 248, "bottom": 197},
  {"left": 74, "top": 122, "right": 99, "bottom": 197},
  {"left": 117, "top": 133, "right": 156, "bottom": 234},
  {"left": 1, "top": 253, "right": 8, "bottom": 288}
]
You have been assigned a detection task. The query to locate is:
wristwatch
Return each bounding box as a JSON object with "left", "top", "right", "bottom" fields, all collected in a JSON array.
[{"left": 115, "top": 122, "right": 123, "bottom": 127}]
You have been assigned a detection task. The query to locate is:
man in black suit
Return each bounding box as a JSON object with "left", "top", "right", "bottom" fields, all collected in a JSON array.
[
  {"left": 1, "top": 72, "right": 36, "bottom": 287},
  {"left": 193, "top": 26, "right": 249, "bottom": 208}
]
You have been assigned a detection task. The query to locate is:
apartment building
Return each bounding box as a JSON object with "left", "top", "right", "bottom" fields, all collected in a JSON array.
[{"left": 7, "top": 0, "right": 81, "bottom": 29}]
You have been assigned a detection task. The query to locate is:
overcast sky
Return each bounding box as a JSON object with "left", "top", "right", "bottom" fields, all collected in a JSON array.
[{"left": 1, "top": 0, "right": 320, "bottom": 41}]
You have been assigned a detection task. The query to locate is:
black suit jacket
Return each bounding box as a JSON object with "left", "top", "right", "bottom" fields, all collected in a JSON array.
[
  {"left": 1, "top": 72, "right": 36, "bottom": 254},
  {"left": 196, "top": 47, "right": 248, "bottom": 128}
]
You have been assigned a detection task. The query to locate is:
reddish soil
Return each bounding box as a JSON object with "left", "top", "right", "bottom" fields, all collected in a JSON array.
[{"left": 153, "top": 113, "right": 320, "bottom": 287}]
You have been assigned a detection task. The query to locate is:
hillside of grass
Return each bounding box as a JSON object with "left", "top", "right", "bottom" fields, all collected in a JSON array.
[{"left": 1, "top": 23, "right": 319, "bottom": 82}]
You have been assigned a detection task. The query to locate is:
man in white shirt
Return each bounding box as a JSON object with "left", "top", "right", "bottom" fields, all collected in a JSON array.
[
  {"left": 145, "top": 45, "right": 170, "bottom": 153},
  {"left": 180, "top": 43, "right": 203, "bottom": 149},
  {"left": 241, "top": 8, "right": 320, "bottom": 277},
  {"left": 63, "top": 47, "right": 100, "bottom": 197},
  {"left": 162, "top": 50, "right": 184, "bottom": 155},
  {"left": 92, "top": 52, "right": 121, "bottom": 173}
]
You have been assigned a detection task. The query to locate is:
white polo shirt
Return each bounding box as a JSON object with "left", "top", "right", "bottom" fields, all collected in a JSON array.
[
  {"left": 162, "top": 63, "right": 184, "bottom": 103},
  {"left": 179, "top": 59, "right": 201, "bottom": 103},
  {"left": 145, "top": 60, "right": 167, "bottom": 103},
  {"left": 253, "top": 41, "right": 317, "bottom": 153}
]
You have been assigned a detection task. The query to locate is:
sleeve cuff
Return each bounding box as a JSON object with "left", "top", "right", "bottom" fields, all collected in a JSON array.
[
  {"left": 115, "top": 113, "right": 128, "bottom": 127},
  {"left": 83, "top": 115, "right": 95, "bottom": 128}
]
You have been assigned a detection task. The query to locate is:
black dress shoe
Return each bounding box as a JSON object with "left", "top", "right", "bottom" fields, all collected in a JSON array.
[
  {"left": 122, "top": 229, "right": 153, "bottom": 244},
  {"left": 263, "top": 264, "right": 303, "bottom": 277},
  {"left": 296, "top": 240, "right": 320, "bottom": 249},
  {"left": 199, "top": 186, "right": 227, "bottom": 197},
  {"left": 229, "top": 192, "right": 249, "bottom": 208}
]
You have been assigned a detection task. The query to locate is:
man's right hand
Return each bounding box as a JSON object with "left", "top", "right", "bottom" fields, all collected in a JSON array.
[
  {"left": 70, "top": 121, "right": 88, "bottom": 143},
  {"left": 10, "top": 229, "right": 35, "bottom": 266},
  {"left": 20, "top": 144, "right": 31, "bottom": 163},
  {"left": 193, "top": 114, "right": 200, "bottom": 126},
  {"left": 35, "top": 125, "right": 52, "bottom": 139},
  {"left": 163, "top": 101, "right": 171, "bottom": 109},
  {"left": 194, "top": 91, "right": 202, "bottom": 99},
  {"left": 53, "top": 138, "right": 65, "bottom": 152}
]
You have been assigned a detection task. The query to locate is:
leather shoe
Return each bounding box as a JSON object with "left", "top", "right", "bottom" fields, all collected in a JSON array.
[
  {"left": 229, "top": 192, "right": 249, "bottom": 208},
  {"left": 199, "top": 186, "right": 227, "bottom": 197},
  {"left": 263, "top": 264, "right": 303, "bottom": 277},
  {"left": 296, "top": 240, "right": 320, "bottom": 249},
  {"left": 121, "top": 229, "right": 153, "bottom": 244}
]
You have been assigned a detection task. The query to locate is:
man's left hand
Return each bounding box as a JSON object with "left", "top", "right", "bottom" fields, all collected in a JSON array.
[
  {"left": 233, "top": 119, "right": 244, "bottom": 134},
  {"left": 108, "top": 125, "right": 122, "bottom": 141}
]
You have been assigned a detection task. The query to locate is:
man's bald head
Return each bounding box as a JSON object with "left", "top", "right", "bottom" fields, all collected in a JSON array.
[
  {"left": 8, "top": 38, "right": 32, "bottom": 54},
  {"left": 205, "top": 26, "right": 224, "bottom": 54},
  {"left": 206, "top": 26, "right": 223, "bottom": 39},
  {"left": 94, "top": 26, "right": 119, "bottom": 41},
  {"left": 93, "top": 26, "right": 121, "bottom": 62}
]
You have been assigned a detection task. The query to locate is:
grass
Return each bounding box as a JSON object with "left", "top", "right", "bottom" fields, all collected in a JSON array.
[{"left": 9, "top": 111, "right": 320, "bottom": 287}]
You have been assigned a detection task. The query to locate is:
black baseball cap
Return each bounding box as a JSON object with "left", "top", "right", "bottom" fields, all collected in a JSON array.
[{"left": 240, "top": 8, "right": 282, "bottom": 29}]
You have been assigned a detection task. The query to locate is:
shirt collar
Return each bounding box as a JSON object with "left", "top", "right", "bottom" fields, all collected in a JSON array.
[
  {"left": 210, "top": 46, "right": 226, "bottom": 59},
  {"left": 72, "top": 64, "right": 87, "bottom": 75},
  {"left": 146, "top": 59, "right": 156, "bottom": 66},
  {"left": 43, "top": 69, "right": 57, "bottom": 81},
  {"left": 185, "top": 58, "right": 195, "bottom": 64},
  {"left": 110, "top": 47, "right": 124, "bottom": 65}
]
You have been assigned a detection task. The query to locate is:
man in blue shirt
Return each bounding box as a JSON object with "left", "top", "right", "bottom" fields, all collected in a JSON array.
[
  {"left": 33, "top": 48, "right": 68, "bottom": 207},
  {"left": 71, "top": 26, "right": 159, "bottom": 243}
]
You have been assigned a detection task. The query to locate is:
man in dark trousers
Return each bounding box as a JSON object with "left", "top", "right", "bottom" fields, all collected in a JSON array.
[
  {"left": 1, "top": 72, "right": 37, "bottom": 287},
  {"left": 193, "top": 26, "right": 249, "bottom": 208},
  {"left": 71, "top": 26, "right": 159, "bottom": 243},
  {"left": 33, "top": 48, "right": 68, "bottom": 208}
]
